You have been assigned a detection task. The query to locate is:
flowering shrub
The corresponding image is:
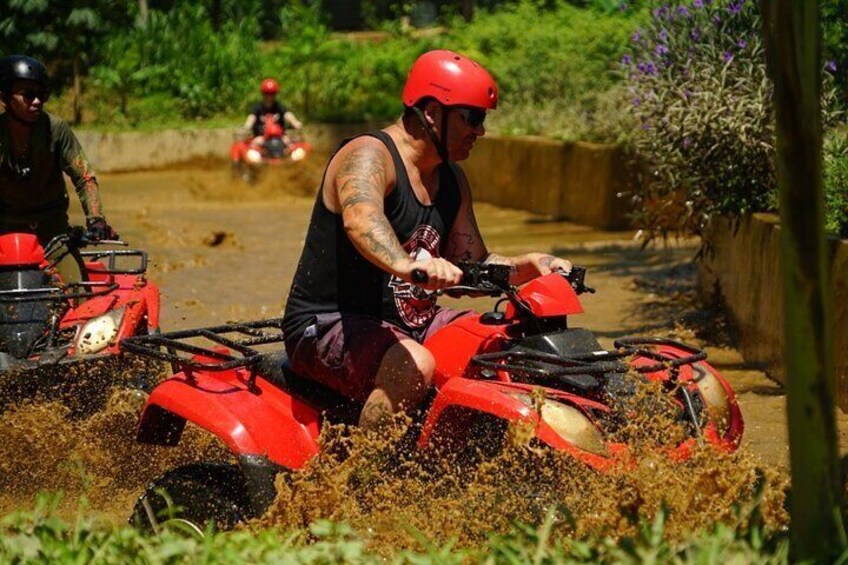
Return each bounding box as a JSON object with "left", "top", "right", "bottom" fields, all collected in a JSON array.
[
  {"left": 624, "top": 0, "right": 775, "bottom": 239},
  {"left": 824, "top": 132, "right": 848, "bottom": 238}
]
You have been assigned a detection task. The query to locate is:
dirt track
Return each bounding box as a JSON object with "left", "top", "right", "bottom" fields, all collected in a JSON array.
[{"left": 3, "top": 155, "right": 845, "bottom": 523}]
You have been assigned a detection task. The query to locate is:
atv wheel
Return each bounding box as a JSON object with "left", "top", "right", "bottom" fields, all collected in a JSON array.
[{"left": 131, "top": 462, "right": 250, "bottom": 535}]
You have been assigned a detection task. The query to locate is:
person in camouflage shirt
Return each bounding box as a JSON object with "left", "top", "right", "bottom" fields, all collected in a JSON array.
[{"left": 0, "top": 55, "right": 118, "bottom": 283}]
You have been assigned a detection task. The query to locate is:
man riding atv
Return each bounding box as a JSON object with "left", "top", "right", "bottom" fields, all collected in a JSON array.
[
  {"left": 0, "top": 55, "right": 119, "bottom": 284},
  {"left": 283, "top": 50, "right": 571, "bottom": 431},
  {"left": 242, "top": 78, "right": 304, "bottom": 151}
]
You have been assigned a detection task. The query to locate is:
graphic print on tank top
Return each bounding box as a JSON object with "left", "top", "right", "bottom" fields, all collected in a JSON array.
[{"left": 388, "top": 224, "right": 441, "bottom": 328}]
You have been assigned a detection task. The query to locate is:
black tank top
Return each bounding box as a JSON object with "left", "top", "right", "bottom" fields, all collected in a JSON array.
[{"left": 283, "top": 130, "right": 462, "bottom": 342}]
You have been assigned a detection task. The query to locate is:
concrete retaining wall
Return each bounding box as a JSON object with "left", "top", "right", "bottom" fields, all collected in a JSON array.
[
  {"left": 462, "top": 135, "right": 634, "bottom": 229},
  {"left": 699, "top": 213, "right": 848, "bottom": 408},
  {"left": 78, "top": 128, "right": 635, "bottom": 229}
]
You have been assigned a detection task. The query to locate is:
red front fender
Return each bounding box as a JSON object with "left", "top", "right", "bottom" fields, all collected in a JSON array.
[
  {"left": 418, "top": 379, "right": 620, "bottom": 471},
  {"left": 137, "top": 369, "right": 322, "bottom": 471}
]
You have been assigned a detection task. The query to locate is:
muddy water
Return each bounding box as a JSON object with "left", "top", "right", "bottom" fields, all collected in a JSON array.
[{"left": 1, "top": 156, "right": 845, "bottom": 535}]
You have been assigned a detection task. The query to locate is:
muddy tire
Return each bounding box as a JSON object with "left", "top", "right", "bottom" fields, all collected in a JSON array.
[{"left": 131, "top": 462, "right": 250, "bottom": 534}]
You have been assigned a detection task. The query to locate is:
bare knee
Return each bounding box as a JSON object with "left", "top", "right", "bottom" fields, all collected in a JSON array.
[{"left": 373, "top": 341, "right": 435, "bottom": 409}]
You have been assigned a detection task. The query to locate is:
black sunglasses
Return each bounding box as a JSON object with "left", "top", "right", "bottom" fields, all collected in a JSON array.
[
  {"left": 454, "top": 106, "right": 487, "bottom": 128},
  {"left": 14, "top": 87, "right": 49, "bottom": 102}
]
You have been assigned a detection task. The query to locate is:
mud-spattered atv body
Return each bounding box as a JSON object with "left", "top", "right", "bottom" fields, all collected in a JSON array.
[
  {"left": 123, "top": 264, "right": 743, "bottom": 532},
  {"left": 0, "top": 229, "right": 162, "bottom": 412},
  {"left": 230, "top": 115, "right": 312, "bottom": 183}
]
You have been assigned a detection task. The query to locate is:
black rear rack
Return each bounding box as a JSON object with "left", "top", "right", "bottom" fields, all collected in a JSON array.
[{"left": 120, "top": 318, "right": 285, "bottom": 373}]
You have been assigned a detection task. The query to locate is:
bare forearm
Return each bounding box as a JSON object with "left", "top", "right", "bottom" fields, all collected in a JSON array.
[
  {"left": 485, "top": 252, "right": 555, "bottom": 285},
  {"left": 344, "top": 209, "right": 409, "bottom": 275}
]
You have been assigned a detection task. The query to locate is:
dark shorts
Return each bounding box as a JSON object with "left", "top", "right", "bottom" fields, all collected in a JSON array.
[{"left": 286, "top": 308, "right": 469, "bottom": 401}]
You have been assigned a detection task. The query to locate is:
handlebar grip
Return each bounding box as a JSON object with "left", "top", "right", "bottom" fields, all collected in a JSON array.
[{"left": 411, "top": 269, "right": 428, "bottom": 284}]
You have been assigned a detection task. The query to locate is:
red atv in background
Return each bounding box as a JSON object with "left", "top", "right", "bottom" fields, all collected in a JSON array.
[
  {"left": 0, "top": 228, "right": 162, "bottom": 414},
  {"left": 122, "top": 263, "right": 743, "bottom": 532},
  {"left": 230, "top": 115, "right": 312, "bottom": 183}
]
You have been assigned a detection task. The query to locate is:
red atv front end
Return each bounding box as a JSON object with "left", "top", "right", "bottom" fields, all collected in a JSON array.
[{"left": 0, "top": 231, "right": 162, "bottom": 413}]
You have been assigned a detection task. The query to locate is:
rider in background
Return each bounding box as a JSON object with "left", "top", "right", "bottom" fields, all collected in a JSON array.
[
  {"left": 283, "top": 50, "right": 571, "bottom": 432},
  {"left": 243, "top": 78, "right": 304, "bottom": 149},
  {"left": 0, "top": 55, "right": 118, "bottom": 283}
]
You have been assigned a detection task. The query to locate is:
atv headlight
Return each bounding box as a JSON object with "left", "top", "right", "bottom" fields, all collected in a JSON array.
[
  {"left": 75, "top": 307, "right": 125, "bottom": 356},
  {"left": 290, "top": 146, "right": 307, "bottom": 161},
  {"left": 692, "top": 365, "right": 731, "bottom": 434},
  {"left": 506, "top": 393, "right": 608, "bottom": 456},
  {"left": 246, "top": 148, "right": 263, "bottom": 164}
]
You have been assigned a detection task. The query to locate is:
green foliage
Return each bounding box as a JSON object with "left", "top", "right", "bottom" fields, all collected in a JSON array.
[
  {"left": 824, "top": 131, "right": 848, "bottom": 238},
  {"left": 445, "top": 1, "right": 646, "bottom": 141},
  {"left": 0, "top": 493, "right": 798, "bottom": 563},
  {"left": 625, "top": 0, "right": 847, "bottom": 240},
  {"left": 823, "top": 0, "right": 848, "bottom": 97},
  {"left": 625, "top": 0, "right": 775, "bottom": 239},
  {"left": 91, "top": 4, "right": 259, "bottom": 120}
]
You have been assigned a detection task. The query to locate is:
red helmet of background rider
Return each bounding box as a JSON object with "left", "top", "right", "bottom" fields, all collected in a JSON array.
[
  {"left": 260, "top": 78, "right": 279, "bottom": 95},
  {"left": 401, "top": 49, "right": 498, "bottom": 110}
]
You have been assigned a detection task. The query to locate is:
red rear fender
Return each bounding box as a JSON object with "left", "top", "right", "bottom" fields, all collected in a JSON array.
[{"left": 137, "top": 371, "right": 322, "bottom": 471}]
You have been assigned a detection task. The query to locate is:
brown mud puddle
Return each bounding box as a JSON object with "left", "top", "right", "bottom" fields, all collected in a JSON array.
[{"left": 1, "top": 157, "right": 843, "bottom": 539}]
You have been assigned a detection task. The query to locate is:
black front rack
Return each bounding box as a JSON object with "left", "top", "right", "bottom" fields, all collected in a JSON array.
[
  {"left": 81, "top": 248, "right": 148, "bottom": 275},
  {"left": 0, "top": 280, "right": 120, "bottom": 304},
  {"left": 472, "top": 337, "right": 707, "bottom": 383},
  {"left": 120, "top": 318, "right": 285, "bottom": 374}
]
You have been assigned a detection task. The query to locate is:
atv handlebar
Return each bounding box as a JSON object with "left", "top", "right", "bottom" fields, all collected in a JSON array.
[{"left": 412, "top": 262, "right": 595, "bottom": 296}]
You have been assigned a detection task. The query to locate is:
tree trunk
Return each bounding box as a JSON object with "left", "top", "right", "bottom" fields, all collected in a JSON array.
[
  {"left": 460, "top": 0, "right": 474, "bottom": 22},
  {"left": 137, "top": 0, "right": 148, "bottom": 26},
  {"left": 72, "top": 55, "right": 82, "bottom": 125},
  {"left": 761, "top": 1, "right": 846, "bottom": 561}
]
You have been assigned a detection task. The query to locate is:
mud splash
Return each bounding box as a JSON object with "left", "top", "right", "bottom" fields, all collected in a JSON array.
[
  {"left": 259, "top": 388, "right": 788, "bottom": 553},
  {"left": 0, "top": 384, "right": 229, "bottom": 521}
]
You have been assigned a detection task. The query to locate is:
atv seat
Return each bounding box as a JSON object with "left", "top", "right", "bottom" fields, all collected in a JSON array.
[{"left": 254, "top": 350, "right": 361, "bottom": 424}]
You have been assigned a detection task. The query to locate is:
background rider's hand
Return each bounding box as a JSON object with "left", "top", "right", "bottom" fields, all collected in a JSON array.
[
  {"left": 528, "top": 253, "right": 572, "bottom": 278},
  {"left": 85, "top": 217, "right": 119, "bottom": 241},
  {"left": 402, "top": 257, "right": 462, "bottom": 291}
]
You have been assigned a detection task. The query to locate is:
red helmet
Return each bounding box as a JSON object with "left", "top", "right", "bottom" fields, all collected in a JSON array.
[
  {"left": 260, "top": 78, "right": 279, "bottom": 95},
  {"left": 402, "top": 50, "right": 498, "bottom": 110}
]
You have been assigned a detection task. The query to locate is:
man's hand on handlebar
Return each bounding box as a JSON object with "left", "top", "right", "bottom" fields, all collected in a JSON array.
[
  {"left": 529, "top": 253, "right": 572, "bottom": 278},
  {"left": 402, "top": 257, "right": 462, "bottom": 291},
  {"left": 85, "top": 217, "right": 119, "bottom": 242}
]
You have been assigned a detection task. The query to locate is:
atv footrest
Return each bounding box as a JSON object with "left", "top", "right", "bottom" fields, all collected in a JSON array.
[{"left": 120, "top": 318, "right": 285, "bottom": 371}]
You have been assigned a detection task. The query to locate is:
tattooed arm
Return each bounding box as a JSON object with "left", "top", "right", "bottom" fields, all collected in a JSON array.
[
  {"left": 329, "top": 137, "right": 461, "bottom": 288},
  {"left": 55, "top": 118, "right": 104, "bottom": 219}
]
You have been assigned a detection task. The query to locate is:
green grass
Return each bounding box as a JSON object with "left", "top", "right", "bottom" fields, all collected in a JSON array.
[{"left": 1, "top": 493, "right": 796, "bottom": 564}]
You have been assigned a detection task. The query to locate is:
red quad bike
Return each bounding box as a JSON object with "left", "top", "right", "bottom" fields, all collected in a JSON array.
[
  {"left": 0, "top": 227, "right": 162, "bottom": 414},
  {"left": 122, "top": 263, "right": 743, "bottom": 533},
  {"left": 230, "top": 115, "right": 312, "bottom": 184}
]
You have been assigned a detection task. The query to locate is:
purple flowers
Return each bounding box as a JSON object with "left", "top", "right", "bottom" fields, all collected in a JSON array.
[
  {"left": 632, "top": 30, "right": 641, "bottom": 43},
  {"left": 723, "top": 51, "right": 734, "bottom": 63},
  {"left": 737, "top": 39, "right": 747, "bottom": 49},
  {"left": 655, "top": 44, "right": 669, "bottom": 56},
  {"left": 728, "top": 1, "right": 745, "bottom": 15},
  {"left": 677, "top": 5, "right": 689, "bottom": 17},
  {"left": 621, "top": 54, "right": 632, "bottom": 66},
  {"left": 826, "top": 60, "right": 838, "bottom": 73},
  {"left": 659, "top": 29, "right": 668, "bottom": 42},
  {"left": 693, "top": 0, "right": 704, "bottom": 8}
]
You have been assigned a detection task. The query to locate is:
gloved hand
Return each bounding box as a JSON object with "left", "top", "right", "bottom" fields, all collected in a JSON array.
[{"left": 85, "top": 217, "right": 119, "bottom": 241}]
